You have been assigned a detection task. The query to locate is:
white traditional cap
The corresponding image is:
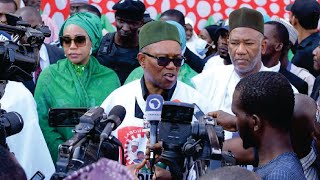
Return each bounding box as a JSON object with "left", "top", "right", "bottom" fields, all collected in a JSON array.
[
  {"left": 270, "top": 16, "right": 298, "bottom": 45},
  {"left": 131, "top": 141, "right": 139, "bottom": 146}
]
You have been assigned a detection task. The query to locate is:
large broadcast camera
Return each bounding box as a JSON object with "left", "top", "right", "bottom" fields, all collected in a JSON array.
[
  {"left": 0, "top": 13, "right": 49, "bottom": 150},
  {"left": 52, "top": 106, "right": 126, "bottom": 179},
  {"left": 158, "top": 102, "right": 236, "bottom": 179},
  {"left": 0, "top": 13, "right": 49, "bottom": 81}
]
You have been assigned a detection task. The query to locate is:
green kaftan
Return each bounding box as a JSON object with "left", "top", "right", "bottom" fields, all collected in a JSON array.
[{"left": 34, "top": 56, "right": 120, "bottom": 162}]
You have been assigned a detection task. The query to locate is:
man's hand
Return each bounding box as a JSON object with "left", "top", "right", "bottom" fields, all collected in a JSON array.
[
  {"left": 152, "top": 166, "right": 172, "bottom": 180},
  {"left": 207, "top": 110, "right": 237, "bottom": 132}
]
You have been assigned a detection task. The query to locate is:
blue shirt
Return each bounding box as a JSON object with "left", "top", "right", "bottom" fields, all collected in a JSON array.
[{"left": 255, "top": 152, "right": 306, "bottom": 180}]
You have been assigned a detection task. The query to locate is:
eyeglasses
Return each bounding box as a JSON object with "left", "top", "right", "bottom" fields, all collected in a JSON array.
[
  {"left": 142, "top": 52, "right": 185, "bottom": 67},
  {"left": 60, "top": 35, "right": 87, "bottom": 48}
]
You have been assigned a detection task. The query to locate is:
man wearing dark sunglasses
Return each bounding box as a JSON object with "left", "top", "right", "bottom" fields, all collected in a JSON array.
[
  {"left": 96, "top": 0, "right": 145, "bottom": 85},
  {"left": 101, "top": 21, "right": 210, "bottom": 179}
]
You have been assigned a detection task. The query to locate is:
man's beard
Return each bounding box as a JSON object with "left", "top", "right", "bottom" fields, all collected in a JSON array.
[
  {"left": 220, "top": 53, "right": 232, "bottom": 65},
  {"left": 231, "top": 46, "right": 262, "bottom": 75}
]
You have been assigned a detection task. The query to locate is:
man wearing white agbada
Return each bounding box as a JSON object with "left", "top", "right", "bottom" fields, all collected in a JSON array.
[
  {"left": 192, "top": 8, "right": 271, "bottom": 140},
  {"left": 2, "top": 81, "right": 55, "bottom": 179},
  {"left": 101, "top": 21, "right": 210, "bottom": 178}
]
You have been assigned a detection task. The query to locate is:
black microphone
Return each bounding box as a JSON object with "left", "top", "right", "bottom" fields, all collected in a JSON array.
[{"left": 100, "top": 105, "right": 126, "bottom": 141}]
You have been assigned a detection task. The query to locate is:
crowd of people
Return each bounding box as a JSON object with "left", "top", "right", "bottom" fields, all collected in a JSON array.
[{"left": 0, "top": 0, "right": 320, "bottom": 179}]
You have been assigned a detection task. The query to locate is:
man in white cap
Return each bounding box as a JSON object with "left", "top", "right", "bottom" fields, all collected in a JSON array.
[
  {"left": 271, "top": 17, "right": 315, "bottom": 96},
  {"left": 128, "top": 141, "right": 139, "bottom": 161}
]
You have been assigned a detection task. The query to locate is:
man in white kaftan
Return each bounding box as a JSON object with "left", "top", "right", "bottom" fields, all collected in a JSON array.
[
  {"left": 192, "top": 8, "right": 297, "bottom": 140},
  {"left": 2, "top": 81, "right": 55, "bottom": 179}
]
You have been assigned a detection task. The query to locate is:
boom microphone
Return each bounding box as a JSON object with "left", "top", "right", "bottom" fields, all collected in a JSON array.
[{"left": 100, "top": 105, "right": 126, "bottom": 141}]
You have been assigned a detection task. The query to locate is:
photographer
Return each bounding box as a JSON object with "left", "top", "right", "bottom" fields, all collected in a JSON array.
[
  {"left": 0, "top": 0, "right": 17, "bottom": 24},
  {"left": 101, "top": 21, "right": 210, "bottom": 178}
]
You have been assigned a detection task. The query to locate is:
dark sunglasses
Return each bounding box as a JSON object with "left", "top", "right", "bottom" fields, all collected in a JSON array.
[
  {"left": 142, "top": 52, "right": 185, "bottom": 67},
  {"left": 59, "top": 35, "right": 86, "bottom": 47}
]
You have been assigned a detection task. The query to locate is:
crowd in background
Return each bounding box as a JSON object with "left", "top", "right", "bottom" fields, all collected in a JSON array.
[{"left": 0, "top": 0, "right": 320, "bottom": 179}]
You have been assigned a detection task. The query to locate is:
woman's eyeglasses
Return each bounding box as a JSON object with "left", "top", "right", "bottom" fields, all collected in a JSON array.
[
  {"left": 142, "top": 52, "right": 185, "bottom": 67},
  {"left": 60, "top": 35, "right": 86, "bottom": 48}
]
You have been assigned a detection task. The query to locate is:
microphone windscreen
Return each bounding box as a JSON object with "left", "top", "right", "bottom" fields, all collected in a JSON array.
[{"left": 108, "top": 105, "right": 126, "bottom": 122}]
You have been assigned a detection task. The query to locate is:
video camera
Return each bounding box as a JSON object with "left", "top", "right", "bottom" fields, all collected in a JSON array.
[
  {"left": 0, "top": 13, "right": 50, "bottom": 82},
  {"left": 0, "top": 13, "right": 49, "bottom": 151},
  {"left": 158, "top": 102, "right": 236, "bottom": 179},
  {"left": 52, "top": 106, "right": 126, "bottom": 179}
]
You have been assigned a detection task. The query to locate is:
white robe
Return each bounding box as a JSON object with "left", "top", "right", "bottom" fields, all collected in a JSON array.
[
  {"left": 2, "top": 81, "right": 55, "bottom": 179},
  {"left": 192, "top": 63, "right": 298, "bottom": 139},
  {"left": 203, "top": 55, "right": 226, "bottom": 72},
  {"left": 101, "top": 80, "right": 211, "bottom": 165},
  {"left": 290, "top": 63, "right": 315, "bottom": 96},
  {"left": 192, "top": 64, "right": 272, "bottom": 139}
]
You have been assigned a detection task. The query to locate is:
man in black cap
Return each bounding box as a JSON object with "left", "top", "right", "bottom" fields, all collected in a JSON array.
[
  {"left": 96, "top": 0, "right": 145, "bottom": 84},
  {"left": 287, "top": 0, "right": 320, "bottom": 77}
]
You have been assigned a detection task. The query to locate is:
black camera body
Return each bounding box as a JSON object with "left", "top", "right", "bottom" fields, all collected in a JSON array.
[
  {"left": 52, "top": 107, "right": 121, "bottom": 180},
  {"left": 159, "top": 102, "right": 235, "bottom": 179},
  {"left": 0, "top": 13, "right": 46, "bottom": 151},
  {"left": 0, "top": 13, "right": 48, "bottom": 82}
]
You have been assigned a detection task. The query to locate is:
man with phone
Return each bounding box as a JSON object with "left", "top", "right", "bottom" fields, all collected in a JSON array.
[{"left": 101, "top": 21, "right": 210, "bottom": 178}]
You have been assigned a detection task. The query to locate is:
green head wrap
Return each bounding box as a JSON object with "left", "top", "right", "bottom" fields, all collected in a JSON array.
[
  {"left": 139, "top": 21, "right": 180, "bottom": 50},
  {"left": 59, "top": 12, "right": 102, "bottom": 53}
]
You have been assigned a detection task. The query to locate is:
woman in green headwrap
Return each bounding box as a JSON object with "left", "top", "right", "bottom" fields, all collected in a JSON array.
[{"left": 34, "top": 12, "right": 121, "bottom": 162}]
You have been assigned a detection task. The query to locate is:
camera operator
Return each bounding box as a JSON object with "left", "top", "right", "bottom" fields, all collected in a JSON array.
[
  {"left": 0, "top": 0, "right": 17, "bottom": 24},
  {"left": 221, "top": 72, "right": 306, "bottom": 179},
  {"left": 100, "top": 21, "right": 211, "bottom": 178},
  {"left": 15, "top": 6, "right": 65, "bottom": 94},
  {"left": 223, "top": 93, "right": 320, "bottom": 179},
  {"left": 0, "top": 1, "right": 56, "bottom": 179}
]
